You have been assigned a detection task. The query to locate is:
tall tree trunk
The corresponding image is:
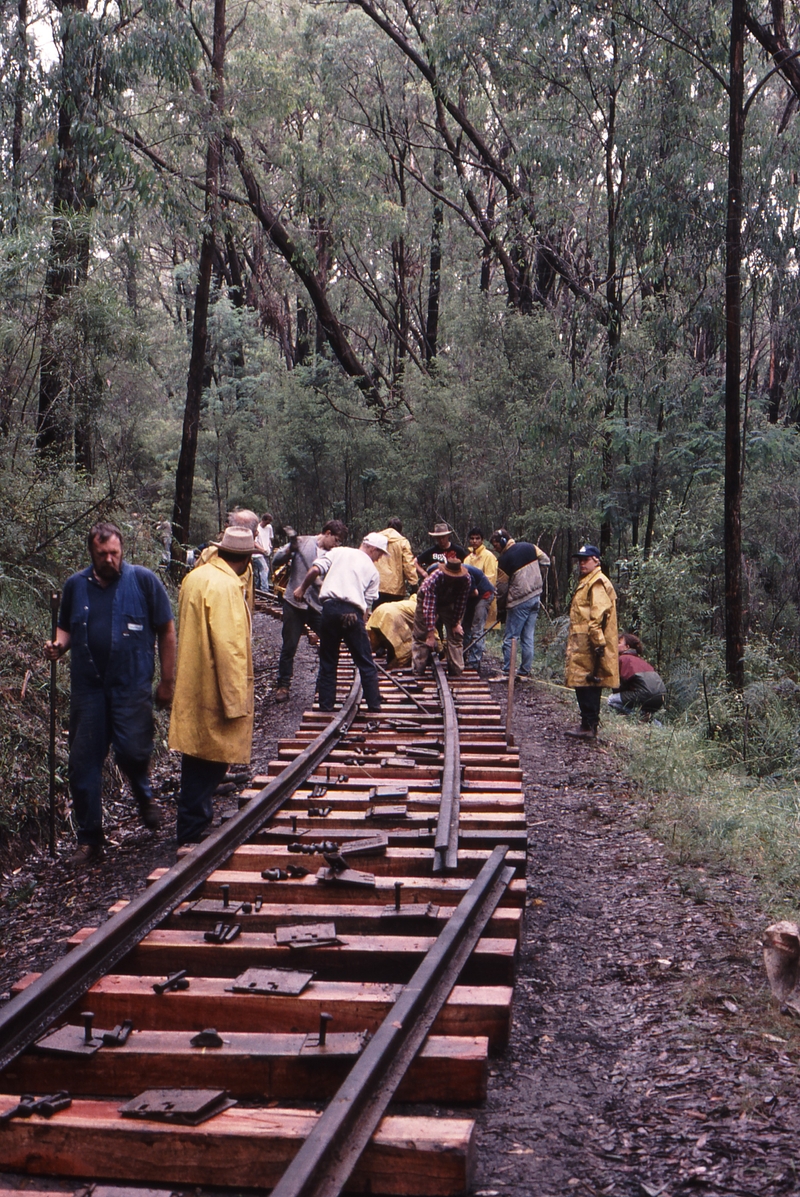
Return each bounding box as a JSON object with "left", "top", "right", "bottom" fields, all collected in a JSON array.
[
  {"left": 11, "top": 0, "right": 28, "bottom": 231},
  {"left": 724, "top": 0, "right": 746, "bottom": 687},
  {"left": 424, "top": 152, "right": 443, "bottom": 361},
  {"left": 600, "top": 16, "right": 622, "bottom": 555},
  {"left": 171, "top": 0, "right": 226, "bottom": 554},
  {"left": 643, "top": 400, "right": 664, "bottom": 557},
  {"left": 37, "top": 0, "right": 90, "bottom": 457},
  {"left": 480, "top": 178, "right": 496, "bottom": 293}
]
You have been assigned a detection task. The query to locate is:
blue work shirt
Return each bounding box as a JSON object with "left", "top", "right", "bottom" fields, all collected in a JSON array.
[
  {"left": 464, "top": 563, "right": 495, "bottom": 599},
  {"left": 59, "top": 562, "right": 172, "bottom": 695}
]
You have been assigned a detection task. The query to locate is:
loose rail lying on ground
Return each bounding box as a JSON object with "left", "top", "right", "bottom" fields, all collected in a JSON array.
[{"left": 0, "top": 654, "right": 525, "bottom": 1197}]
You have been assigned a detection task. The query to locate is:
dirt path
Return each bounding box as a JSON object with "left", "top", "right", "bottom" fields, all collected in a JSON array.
[
  {"left": 0, "top": 610, "right": 317, "bottom": 997},
  {"left": 1, "top": 619, "right": 798, "bottom": 1197},
  {"left": 473, "top": 682, "right": 799, "bottom": 1197}
]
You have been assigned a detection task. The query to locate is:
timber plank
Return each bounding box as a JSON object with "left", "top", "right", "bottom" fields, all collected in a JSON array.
[
  {"left": 252, "top": 828, "right": 529, "bottom": 852},
  {"left": 246, "top": 777, "right": 521, "bottom": 796},
  {"left": 54, "top": 976, "right": 513, "bottom": 1049},
  {"left": 223, "top": 844, "right": 526, "bottom": 877},
  {"left": 148, "top": 868, "right": 527, "bottom": 907},
  {"left": 85, "top": 928, "right": 517, "bottom": 985},
  {"left": 5, "top": 1032, "right": 487, "bottom": 1103},
  {"left": 0, "top": 1098, "right": 474, "bottom": 1195},
  {"left": 197, "top": 869, "right": 526, "bottom": 907},
  {"left": 238, "top": 792, "right": 526, "bottom": 813},
  {"left": 163, "top": 900, "right": 523, "bottom": 941},
  {"left": 463, "top": 766, "right": 524, "bottom": 781}
]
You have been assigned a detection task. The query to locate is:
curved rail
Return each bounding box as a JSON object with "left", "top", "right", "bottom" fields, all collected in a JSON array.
[
  {"left": 0, "top": 659, "right": 523, "bottom": 1197},
  {"left": 0, "top": 676, "right": 363, "bottom": 1073},
  {"left": 432, "top": 658, "right": 461, "bottom": 875},
  {"left": 270, "top": 846, "right": 513, "bottom": 1197}
]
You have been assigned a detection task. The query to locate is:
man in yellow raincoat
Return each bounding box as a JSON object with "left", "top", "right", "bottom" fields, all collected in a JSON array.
[
  {"left": 374, "top": 518, "right": 418, "bottom": 606},
  {"left": 169, "top": 527, "right": 254, "bottom": 843},
  {"left": 465, "top": 528, "right": 498, "bottom": 629},
  {"left": 564, "top": 544, "right": 619, "bottom": 739},
  {"left": 367, "top": 593, "right": 442, "bottom": 669}
]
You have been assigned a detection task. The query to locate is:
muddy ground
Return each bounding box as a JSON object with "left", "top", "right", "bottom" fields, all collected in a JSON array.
[{"left": 1, "top": 613, "right": 799, "bottom": 1196}]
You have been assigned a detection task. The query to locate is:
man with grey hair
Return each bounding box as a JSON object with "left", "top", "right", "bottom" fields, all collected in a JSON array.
[
  {"left": 229, "top": 508, "right": 268, "bottom": 591},
  {"left": 195, "top": 507, "right": 260, "bottom": 610},
  {"left": 294, "top": 534, "right": 388, "bottom": 711}
]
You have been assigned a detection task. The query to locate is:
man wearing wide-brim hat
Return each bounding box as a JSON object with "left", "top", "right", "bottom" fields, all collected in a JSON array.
[
  {"left": 169, "top": 526, "right": 255, "bottom": 842},
  {"left": 564, "top": 544, "right": 619, "bottom": 739},
  {"left": 415, "top": 522, "right": 467, "bottom": 580},
  {"left": 412, "top": 560, "right": 471, "bottom": 677}
]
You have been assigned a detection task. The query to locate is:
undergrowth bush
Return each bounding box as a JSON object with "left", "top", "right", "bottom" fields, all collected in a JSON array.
[{"left": 611, "top": 714, "right": 800, "bottom": 914}]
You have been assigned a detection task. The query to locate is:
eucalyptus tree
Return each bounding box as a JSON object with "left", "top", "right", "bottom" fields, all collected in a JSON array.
[
  {"left": 29, "top": 0, "right": 196, "bottom": 467},
  {"left": 171, "top": 0, "right": 227, "bottom": 555}
]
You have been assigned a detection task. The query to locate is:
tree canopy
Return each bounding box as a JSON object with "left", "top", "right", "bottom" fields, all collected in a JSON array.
[{"left": 3, "top": 0, "right": 800, "bottom": 681}]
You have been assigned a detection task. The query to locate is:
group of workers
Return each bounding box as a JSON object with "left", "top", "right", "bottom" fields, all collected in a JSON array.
[{"left": 44, "top": 514, "right": 665, "bottom": 865}]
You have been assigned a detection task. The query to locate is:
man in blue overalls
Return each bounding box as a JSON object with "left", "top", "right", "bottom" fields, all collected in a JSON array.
[{"left": 44, "top": 522, "right": 176, "bottom": 865}]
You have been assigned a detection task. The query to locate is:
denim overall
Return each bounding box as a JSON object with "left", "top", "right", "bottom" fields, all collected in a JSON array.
[{"left": 67, "top": 563, "right": 157, "bottom": 845}]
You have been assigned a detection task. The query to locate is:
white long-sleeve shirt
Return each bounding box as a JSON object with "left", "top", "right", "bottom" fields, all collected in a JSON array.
[{"left": 313, "top": 547, "right": 380, "bottom": 614}]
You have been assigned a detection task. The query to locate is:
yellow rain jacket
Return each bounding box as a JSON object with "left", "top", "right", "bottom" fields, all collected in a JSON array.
[
  {"left": 169, "top": 556, "right": 254, "bottom": 763},
  {"left": 196, "top": 543, "right": 254, "bottom": 612},
  {"left": 565, "top": 566, "right": 619, "bottom": 689},
  {"left": 367, "top": 594, "right": 442, "bottom": 668},
  {"left": 375, "top": 528, "right": 418, "bottom": 596},
  {"left": 465, "top": 542, "right": 498, "bottom": 628}
]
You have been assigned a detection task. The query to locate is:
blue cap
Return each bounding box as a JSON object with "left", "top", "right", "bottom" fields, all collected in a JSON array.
[{"left": 573, "top": 544, "right": 601, "bottom": 558}]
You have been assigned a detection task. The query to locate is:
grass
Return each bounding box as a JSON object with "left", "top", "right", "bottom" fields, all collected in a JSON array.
[{"left": 605, "top": 712, "right": 800, "bottom": 920}]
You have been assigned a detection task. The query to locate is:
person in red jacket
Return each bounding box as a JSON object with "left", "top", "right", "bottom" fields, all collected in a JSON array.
[{"left": 608, "top": 632, "right": 666, "bottom": 717}]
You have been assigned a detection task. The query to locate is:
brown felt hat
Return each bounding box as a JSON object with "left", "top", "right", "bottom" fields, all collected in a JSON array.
[
  {"left": 214, "top": 527, "right": 255, "bottom": 555},
  {"left": 444, "top": 560, "right": 467, "bottom": 575},
  {"left": 428, "top": 522, "right": 454, "bottom": 537}
]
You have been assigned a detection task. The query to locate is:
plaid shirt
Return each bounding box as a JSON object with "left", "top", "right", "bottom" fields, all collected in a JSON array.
[{"left": 419, "top": 569, "right": 471, "bottom": 632}]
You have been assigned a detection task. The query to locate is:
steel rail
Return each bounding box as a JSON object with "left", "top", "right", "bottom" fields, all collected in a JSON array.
[
  {"left": 431, "top": 657, "right": 461, "bottom": 874},
  {"left": 0, "top": 677, "right": 363, "bottom": 1073},
  {"left": 374, "top": 660, "right": 433, "bottom": 715},
  {"left": 269, "top": 845, "right": 515, "bottom": 1197}
]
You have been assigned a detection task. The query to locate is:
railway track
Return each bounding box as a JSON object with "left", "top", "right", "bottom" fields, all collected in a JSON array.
[{"left": 0, "top": 656, "right": 526, "bottom": 1196}]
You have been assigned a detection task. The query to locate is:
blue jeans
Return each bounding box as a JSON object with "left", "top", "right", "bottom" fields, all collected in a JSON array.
[
  {"left": 68, "top": 686, "right": 155, "bottom": 846},
  {"left": 252, "top": 554, "right": 269, "bottom": 591},
  {"left": 176, "top": 755, "right": 229, "bottom": 843},
  {"left": 503, "top": 598, "right": 540, "bottom": 676},
  {"left": 464, "top": 596, "right": 491, "bottom": 668},
  {"left": 317, "top": 600, "right": 382, "bottom": 711}
]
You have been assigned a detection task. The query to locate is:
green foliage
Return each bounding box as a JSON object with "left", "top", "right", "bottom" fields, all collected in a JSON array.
[{"left": 610, "top": 694, "right": 800, "bottom": 916}]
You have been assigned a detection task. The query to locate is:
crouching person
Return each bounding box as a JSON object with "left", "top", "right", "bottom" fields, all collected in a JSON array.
[
  {"left": 608, "top": 632, "right": 666, "bottom": 718},
  {"left": 412, "top": 561, "right": 471, "bottom": 677}
]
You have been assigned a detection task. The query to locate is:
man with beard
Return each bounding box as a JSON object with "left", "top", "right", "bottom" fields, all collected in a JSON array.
[{"left": 44, "top": 522, "right": 175, "bottom": 864}]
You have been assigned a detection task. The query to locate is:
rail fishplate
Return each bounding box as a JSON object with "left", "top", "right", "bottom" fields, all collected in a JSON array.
[
  {"left": 119, "top": 1089, "right": 235, "bottom": 1126},
  {"left": 227, "top": 967, "right": 315, "bottom": 996}
]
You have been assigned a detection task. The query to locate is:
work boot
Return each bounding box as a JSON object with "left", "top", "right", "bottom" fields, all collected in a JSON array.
[
  {"left": 274, "top": 686, "right": 290, "bottom": 703},
  {"left": 139, "top": 801, "right": 163, "bottom": 830},
  {"left": 564, "top": 723, "right": 598, "bottom": 740},
  {"left": 69, "top": 843, "right": 105, "bottom": 866}
]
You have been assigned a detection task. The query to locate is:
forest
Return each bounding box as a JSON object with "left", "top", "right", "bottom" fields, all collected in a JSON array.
[{"left": 3, "top": 0, "right": 800, "bottom": 846}]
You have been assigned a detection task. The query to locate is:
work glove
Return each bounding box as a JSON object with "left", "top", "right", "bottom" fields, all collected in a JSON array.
[{"left": 588, "top": 646, "right": 605, "bottom": 685}]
